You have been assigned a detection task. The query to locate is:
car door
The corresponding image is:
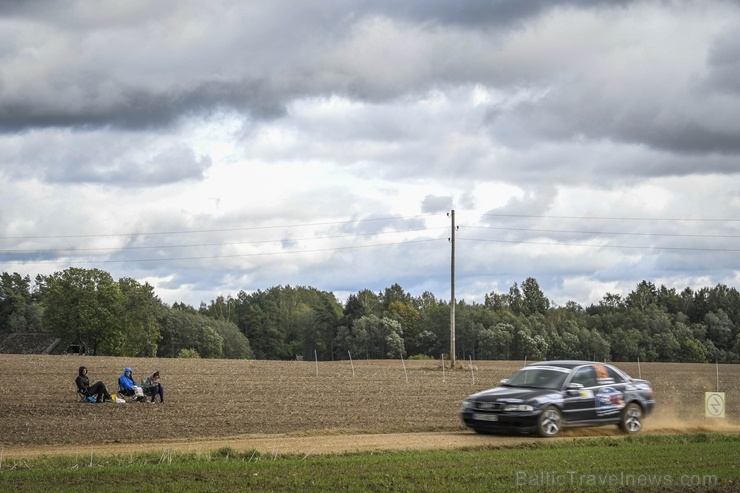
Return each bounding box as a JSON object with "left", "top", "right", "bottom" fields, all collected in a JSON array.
[
  {"left": 593, "top": 364, "right": 628, "bottom": 422},
  {"left": 562, "top": 365, "right": 598, "bottom": 423}
]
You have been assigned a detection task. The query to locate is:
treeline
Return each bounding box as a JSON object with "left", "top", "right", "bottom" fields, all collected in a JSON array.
[
  {"left": 0, "top": 269, "right": 253, "bottom": 359},
  {"left": 1, "top": 268, "right": 739, "bottom": 362}
]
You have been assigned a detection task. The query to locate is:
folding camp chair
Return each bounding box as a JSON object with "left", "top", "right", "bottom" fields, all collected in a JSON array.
[
  {"left": 75, "top": 385, "right": 97, "bottom": 403},
  {"left": 118, "top": 382, "right": 147, "bottom": 402}
]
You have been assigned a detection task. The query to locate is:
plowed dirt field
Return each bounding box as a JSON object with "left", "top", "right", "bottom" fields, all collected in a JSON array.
[{"left": 1, "top": 355, "right": 738, "bottom": 458}]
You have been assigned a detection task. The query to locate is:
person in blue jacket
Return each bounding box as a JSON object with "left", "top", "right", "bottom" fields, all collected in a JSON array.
[{"left": 118, "top": 367, "right": 145, "bottom": 402}]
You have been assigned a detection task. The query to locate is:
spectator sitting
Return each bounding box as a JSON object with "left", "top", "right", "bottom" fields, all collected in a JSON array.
[
  {"left": 118, "top": 367, "right": 145, "bottom": 402},
  {"left": 144, "top": 371, "right": 165, "bottom": 403},
  {"left": 76, "top": 366, "right": 112, "bottom": 403}
]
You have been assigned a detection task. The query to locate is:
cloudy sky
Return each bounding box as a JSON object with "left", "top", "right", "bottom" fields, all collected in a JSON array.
[{"left": 1, "top": 0, "right": 740, "bottom": 308}]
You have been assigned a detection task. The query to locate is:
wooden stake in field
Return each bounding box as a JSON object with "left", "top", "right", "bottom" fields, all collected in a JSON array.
[
  {"left": 441, "top": 354, "right": 446, "bottom": 383},
  {"left": 469, "top": 356, "right": 475, "bottom": 384},
  {"left": 401, "top": 354, "right": 408, "bottom": 383},
  {"left": 314, "top": 350, "right": 318, "bottom": 377},
  {"left": 716, "top": 360, "right": 720, "bottom": 392},
  {"left": 348, "top": 351, "right": 355, "bottom": 377}
]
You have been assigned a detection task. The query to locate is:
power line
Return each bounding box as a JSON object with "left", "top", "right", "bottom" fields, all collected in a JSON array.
[
  {"left": 480, "top": 213, "right": 740, "bottom": 223},
  {"left": 0, "top": 238, "right": 446, "bottom": 265},
  {"left": 0, "top": 227, "right": 448, "bottom": 254},
  {"left": 459, "top": 237, "right": 740, "bottom": 253},
  {"left": 3, "top": 210, "right": 739, "bottom": 269},
  {"left": 0, "top": 214, "right": 439, "bottom": 241},
  {"left": 463, "top": 225, "right": 740, "bottom": 239}
]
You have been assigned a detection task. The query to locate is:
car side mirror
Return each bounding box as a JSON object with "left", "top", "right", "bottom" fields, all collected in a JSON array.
[
  {"left": 567, "top": 383, "right": 584, "bottom": 393},
  {"left": 500, "top": 379, "right": 509, "bottom": 385}
]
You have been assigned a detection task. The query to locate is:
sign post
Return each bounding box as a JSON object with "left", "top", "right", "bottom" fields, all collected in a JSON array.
[{"left": 704, "top": 392, "right": 725, "bottom": 419}]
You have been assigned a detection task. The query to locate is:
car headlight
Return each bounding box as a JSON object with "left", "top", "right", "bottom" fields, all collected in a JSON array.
[
  {"left": 461, "top": 399, "right": 474, "bottom": 409},
  {"left": 503, "top": 404, "right": 534, "bottom": 412}
]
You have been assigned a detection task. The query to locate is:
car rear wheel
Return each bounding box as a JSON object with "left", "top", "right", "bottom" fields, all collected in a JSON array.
[
  {"left": 537, "top": 406, "right": 562, "bottom": 437},
  {"left": 619, "top": 403, "right": 643, "bottom": 434}
]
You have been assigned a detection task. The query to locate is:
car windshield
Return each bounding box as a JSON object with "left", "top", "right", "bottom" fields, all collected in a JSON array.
[{"left": 502, "top": 367, "right": 569, "bottom": 390}]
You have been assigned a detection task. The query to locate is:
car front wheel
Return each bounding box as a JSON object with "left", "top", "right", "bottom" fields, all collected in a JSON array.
[
  {"left": 619, "top": 403, "right": 643, "bottom": 434},
  {"left": 537, "top": 406, "right": 562, "bottom": 437}
]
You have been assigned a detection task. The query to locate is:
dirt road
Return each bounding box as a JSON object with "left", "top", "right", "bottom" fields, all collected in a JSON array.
[{"left": 4, "top": 417, "right": 738, "bottom": 460}]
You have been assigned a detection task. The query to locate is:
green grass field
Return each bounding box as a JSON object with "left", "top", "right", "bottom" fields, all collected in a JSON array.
[{"left": 1, "top": 433, "right": 737, "bottom": 492}]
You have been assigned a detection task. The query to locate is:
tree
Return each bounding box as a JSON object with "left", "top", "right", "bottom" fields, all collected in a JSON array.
[
  {"left": 198, "top": 326, "right": 225, "bottom": 358},
  {"left": 513, "top": 329, "right": 546, "bottom": 360},
  {"left": 209, "top": 318, "right": 254, "bottom": 359},
  {"left": 652, "top": 332, "right": 680, "bottom": 362},
  {"left": 342, "top": 293, "right": 369, "bottom": 330},
  {"left": 688, "top": 287, "right": 711, "bottom": 323},
  {"left": 547, "top": 320, "right": 582, "bottom": 359},
  {"left": 609, "top": 328, "right": 645, "bottom": 362},
  {"left": 346, "top": 315, "right": 404, "bottom": 359},
  {"left": 705, "top": 310, "right": 733, "bottom": 352},
  {"left": 118, "top": 278, "right": 162, "bottom": 357},
  {"left": 521, "top": 277, "right": 550, "bottom": 316},
  {"left": 200, "top": 295, "right": 238, "bottom": 323},
  {"left": 6, "top": 302, "right": 43, "bottom": 333},
  {"left": 508, "top": 283, "right": 524, "bottom": 315},
  {"left": 356, "top": 289, "right": 381, "bottom": 317},
  {"left": 626, "top": 281, "right": 658, "bottom": 311},
  {"left": 679, "top": 337, "right": 707, "bottom": 363},
  {"left": 0, "top": 272, "right": 42, "bottom": 333},
  {"left": 484, "top": 291, "right": 509, "bottom": 311},
  {"left": 417, "top": 301, "right": 450, "bottom": 358},
  {"left": 157, "top": 308, "right": 225, "bottom": 358},
  {"left": 177, "top": 348, "right": 201, "bottom": 358},
  {"left": 311, "top": 292, "right": 342, "bottom": 360},
  {"left": 380, "top": 283, "right": 412, "bottom": 311},
  {"left": 579, "top": 328, "right": 610, "bottom": 361},
  {"left": 387, "top": 301, "right": 421, "bottom": 354},
  {"left": 418, "top": 291, "right": 439, "bottom": 310},
  {"left": 235, "top": 289, "right": 284, "bottom": 359},
  {"left": 38, "top": 268, "right": 123, "bottom": 355},
  {"left": 600, "top": 293, "right": 624, "bottom": 309},
  {"left": 490, "top": 323, "right": 515, "bottom": 359},
  {"left": 657, "top": 285, "right": 682, "bottom": 314}
]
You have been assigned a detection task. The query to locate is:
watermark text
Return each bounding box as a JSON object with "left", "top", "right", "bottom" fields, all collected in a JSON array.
[{"left": 515, "top": 470, "right": 718, "bottom": 488}]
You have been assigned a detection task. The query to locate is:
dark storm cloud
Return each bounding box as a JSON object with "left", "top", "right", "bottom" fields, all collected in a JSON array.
[
  {"left": 0, "top": 2, "right": 320, "bottom": 133},
  {"left": 0, "top": 0, "right": 41, "bottom": 16},
  {"left": 704, "top": 29, "right": 740, "bottom": 95},
  {"left": 0, "top": 80, "right": 285, "bottom": 132},
  {"left": 506, "top": 96, "right": 740, "bottom": 157},
  {"left": 483, "top": 83, "right": 740, "bottom": 171},
  {"left": 370, "top": 0, "right": 638, "bottom": 27},
  {"left": 0, "top": 0, "right": 643, "bottom": 135},
  {"left": 623, "top": 122, "right": 740, "bottom": 156}
]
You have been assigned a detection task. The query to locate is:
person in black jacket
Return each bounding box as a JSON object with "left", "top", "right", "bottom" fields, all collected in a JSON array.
[{"left": 75, "top": 366, "right": 112, "bottom": 403}]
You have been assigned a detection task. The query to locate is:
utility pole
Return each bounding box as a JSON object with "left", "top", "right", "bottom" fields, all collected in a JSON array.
[{"left": 449, "top": 209, "right": 456, "bottom": 369}]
